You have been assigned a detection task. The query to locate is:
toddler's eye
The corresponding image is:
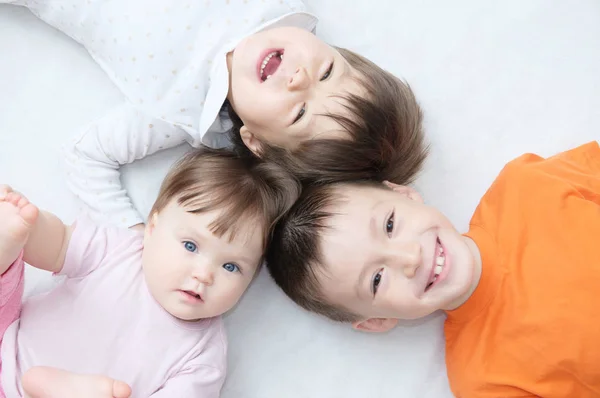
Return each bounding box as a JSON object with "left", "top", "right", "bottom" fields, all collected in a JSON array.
[
  {"left": 223, "top": 263, "right": 240, "bottom": 273},
  {"left": 183, "top": 241, "right": 197, "bottom": 253},
  {"left": 372, "top": 269, "right": 383, "bottom": 296},
  {"left": 320, "top": 62, "right": 334, "bottom": 81},
  {"left": 293, "top": 105, "right": 306, "bottom": 124}
]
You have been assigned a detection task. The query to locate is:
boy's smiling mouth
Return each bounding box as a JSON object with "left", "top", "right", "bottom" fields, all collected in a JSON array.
[
  {"left": 259, "top": 49, "right": 284, "bottom": 82},
  {"left": 425, "top": 237, "right": 446, "bottom": 292}
]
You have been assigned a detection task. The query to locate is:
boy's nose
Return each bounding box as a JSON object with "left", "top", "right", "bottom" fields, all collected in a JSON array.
[
  {"left": 287, "top": 66, "right": 310, "bottom": 91},
  {"left": 395, "top": 242, "right": 422, "bottom": 278}
]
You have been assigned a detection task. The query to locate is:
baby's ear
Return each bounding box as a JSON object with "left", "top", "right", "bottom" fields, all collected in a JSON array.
[
  {"left": 239, "top": 126, "right": 263, "bottom": 157},
  {"left": 382, "top": 181, "right": 423, "bottom": 203},
  {"left": 146, "top": 212, "right": 159, "bottom": 235},
  {"left": 352, "top": 317, "right": 398, "bottom": 333}
]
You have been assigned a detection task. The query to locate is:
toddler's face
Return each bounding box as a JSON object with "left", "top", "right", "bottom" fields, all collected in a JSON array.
[
  {"left": 142, "top": 200, "right": 263, "bottom": 321},
  {"left": 315, "top": 183, "right": 479, "bottom": 330},
  {"left": 227, "top": 27, "right": 363, "bottom": 154}
]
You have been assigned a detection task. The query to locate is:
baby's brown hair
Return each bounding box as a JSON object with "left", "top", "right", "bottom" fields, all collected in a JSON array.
[{"left": 151, "top": 146, "right": 301, "bottom": 251}]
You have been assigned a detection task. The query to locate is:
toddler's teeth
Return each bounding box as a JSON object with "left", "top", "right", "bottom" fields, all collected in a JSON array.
[
  {"left": 434, "top": 265, "right": 443, "bottom": 275},
  {"left": 266, "top": 75, "right": 272, "bottom": 79},
  {"left": 436, "top": 256, "right": 444, "bottom": 266}
]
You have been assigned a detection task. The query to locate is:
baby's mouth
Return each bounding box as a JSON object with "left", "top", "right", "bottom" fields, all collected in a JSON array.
[
  {"left": 260, "top": 50, "right": 284, "bottom": 81},
  {"left": 182, "top": 290, "right": 203, "bottom": 301},
  {"left": 425, "top": 237, "right": 446, "bottom": 292}
]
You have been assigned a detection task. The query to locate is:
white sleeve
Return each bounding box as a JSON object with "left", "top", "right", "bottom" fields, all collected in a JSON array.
[{"left": 62, "top": 102, "right": 192, "bottom": 227}]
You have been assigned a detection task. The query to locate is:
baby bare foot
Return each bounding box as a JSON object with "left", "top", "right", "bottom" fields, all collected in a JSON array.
[
  {"left": 0, "top": 189, "right": 39, "bottom": 276},
  {"left": 23, "top": 366, "right": 132, "bottom": 398}
]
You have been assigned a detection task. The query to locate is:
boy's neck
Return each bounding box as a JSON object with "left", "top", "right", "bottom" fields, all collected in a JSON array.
[{"left": 444, "top": 237, "right": 482, "bottom": 311}]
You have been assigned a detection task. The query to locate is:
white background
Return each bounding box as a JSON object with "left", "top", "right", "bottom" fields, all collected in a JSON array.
[{"left": 1, "top": 1, "right": 599, "bottom": 397}]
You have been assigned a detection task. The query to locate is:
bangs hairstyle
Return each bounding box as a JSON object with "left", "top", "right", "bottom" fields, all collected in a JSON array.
[
  {"left": 226, "top": 47, "right": 428, "bottom": 186},
  {"left": 266, "top": 181, "right": 385, "bottom": 323},
  {"left": 150, "top": 146, "right": 301, "bottom": 249}
]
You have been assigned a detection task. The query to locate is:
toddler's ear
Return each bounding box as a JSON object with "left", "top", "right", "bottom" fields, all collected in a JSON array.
[
  {"left": 382, "top": 181, "right": 423, "bottom": 203},
  {"left": 239, "top": 126, "right": 263, "bottom": 158},
  {"left": 352, "top": 317, "right": 398, "bottom": 333}
]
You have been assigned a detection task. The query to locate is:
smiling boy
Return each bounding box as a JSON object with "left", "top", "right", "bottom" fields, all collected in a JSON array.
[{"left": 266, "top": 142, "right": 600, "bottom": 397}]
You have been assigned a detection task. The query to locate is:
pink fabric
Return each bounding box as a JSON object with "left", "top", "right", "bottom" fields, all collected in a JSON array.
[
  {"left": 0, "top": 251, "right": 25, "bottom": 398},
  {"left": 1, "top": 218, "right": 226, "bottom": 397}
]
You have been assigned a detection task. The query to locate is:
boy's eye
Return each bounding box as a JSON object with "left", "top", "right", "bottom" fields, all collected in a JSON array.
[
  {"left": 293, "top": 104, "right": 306, "bottom": 124},
  {"left": 320, "top": 62, "right": 334, "bottom": 81},
  {"left": 183, "top": 241, "right": 197, "bottom": 253},
  {"left": 386, "top": 211, "right": 395, "bottom": 237},
  {"left": 222, "top": 263, "right": 240, "bottom": 273},
  {"left": 372, "top": 269, "right": 383, "bottom": 296}
]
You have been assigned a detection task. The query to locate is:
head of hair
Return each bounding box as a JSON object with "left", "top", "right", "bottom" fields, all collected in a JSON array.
[
  {"left": 226, "top": 46, "right": 428, "bottom": 186},
  {"left": 266, "top": 180, "right": 386, "bottom": 322},
  {"left": 150, "top": 146, "right": 301, "bottom": 251}
]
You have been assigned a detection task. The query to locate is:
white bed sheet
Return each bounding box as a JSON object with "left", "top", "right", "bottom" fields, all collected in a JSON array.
[{"left": 1, "top": 1, "right": 599, "bottom": 397}]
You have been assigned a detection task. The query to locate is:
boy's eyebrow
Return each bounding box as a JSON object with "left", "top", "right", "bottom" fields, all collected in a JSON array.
[{"left": 356, "top": 261, "right": 369, "bottom": 298}]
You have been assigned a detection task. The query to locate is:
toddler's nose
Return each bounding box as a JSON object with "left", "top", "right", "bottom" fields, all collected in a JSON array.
[{"left": 287, "top": 66, "right": 310, "bottom": 91}]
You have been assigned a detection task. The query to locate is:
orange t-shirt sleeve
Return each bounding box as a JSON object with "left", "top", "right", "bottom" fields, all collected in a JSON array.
[{"left": 512, "top": 141, "right": 600, "bottom": 202}]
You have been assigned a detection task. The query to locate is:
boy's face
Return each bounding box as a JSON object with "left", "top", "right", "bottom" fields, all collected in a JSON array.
[
  {"left": 227, "top": 26, "right": 363, "bottom": 154},
  {"left": 317, "top": 183, "right": 479, "bottom": 332},
  {"left": 142, "top": 200, "right": 263, "bottom": 321}
]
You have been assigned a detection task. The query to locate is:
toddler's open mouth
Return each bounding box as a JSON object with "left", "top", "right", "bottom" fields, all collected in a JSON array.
[{"left": 259, "top": 49, "right": 284, "bottom": 82}]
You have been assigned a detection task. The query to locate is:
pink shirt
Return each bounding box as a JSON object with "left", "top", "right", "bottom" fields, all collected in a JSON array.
[{"left": 0, "top": 217, "right": 227, "bottom": 397}]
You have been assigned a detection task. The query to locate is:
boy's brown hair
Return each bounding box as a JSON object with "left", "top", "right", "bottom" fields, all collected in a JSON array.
[
  {"left": 151, "top": 146, "right": 301, "bottom": 250},
  {"left": 226, "top": 47, "right": 428, "bottom": 186},
  {"left": 266, "top": 181, "right": 383, "bottom": 322}
]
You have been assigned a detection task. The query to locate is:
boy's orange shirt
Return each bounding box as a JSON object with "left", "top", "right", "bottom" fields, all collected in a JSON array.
[{"left": 445, "top": 142, "right": 600, "bottom": 398}]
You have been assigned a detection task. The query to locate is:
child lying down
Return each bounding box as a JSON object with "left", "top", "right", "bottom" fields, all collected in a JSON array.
[
  {"left": 267, "top": 141, "right": 600, "bottom": 397},
  {"left": 0, "top": 147, "right": 299, "bottom": 398}
]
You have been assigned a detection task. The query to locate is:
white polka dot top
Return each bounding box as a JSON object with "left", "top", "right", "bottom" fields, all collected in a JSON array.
[{"left": 19, "top": 0, "right": 317, "bottom": 227}]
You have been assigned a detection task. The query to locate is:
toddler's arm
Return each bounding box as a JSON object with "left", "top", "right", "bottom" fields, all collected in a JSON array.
[{"left": 63, "top": 102, "right": 192, "bottom": 228}]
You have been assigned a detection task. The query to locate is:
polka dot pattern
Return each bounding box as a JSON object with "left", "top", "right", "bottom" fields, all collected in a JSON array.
[{"left": 22, "top": 0, "right": 317, "bottom": 227}]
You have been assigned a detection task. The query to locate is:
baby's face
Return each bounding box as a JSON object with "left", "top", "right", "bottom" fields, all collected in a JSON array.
[
  {"left": 227, "top": 26, "right": 363, "bottom": 153},
  {"left": 316, "top": 183, "right": 478, "bottom": 325},
  {"left": 142, "top": 200, "right": 263, "bottom": 321}
]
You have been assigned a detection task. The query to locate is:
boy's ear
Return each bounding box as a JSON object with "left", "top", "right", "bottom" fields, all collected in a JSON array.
[
  {"left": 352, "top": 317, "right": 398, "bottom": 333},
  {"left": 382, "top": 181, "right": 423, "bottom": 203},
  {"left": 240, "top": 126, "right": 263, "bottom": 157}
]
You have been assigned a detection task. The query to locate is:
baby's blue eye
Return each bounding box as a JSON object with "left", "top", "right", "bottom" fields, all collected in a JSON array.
[
  {"left": 183, "top": 241, "right": 197, "bottom": 252},
  {"left": 386, "top": 212, "right": 395, "bottom": 236},
  {"left": 222, "top": 263, "right": 240, "bottom": 273}
]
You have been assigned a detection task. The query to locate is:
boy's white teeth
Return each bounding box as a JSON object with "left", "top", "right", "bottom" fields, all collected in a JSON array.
[
  {"left": 434, "top": 265, "right": 443, "bottom": 276},
  {"left": 436, "top": 256, "right": 445, "bottom": 266}
]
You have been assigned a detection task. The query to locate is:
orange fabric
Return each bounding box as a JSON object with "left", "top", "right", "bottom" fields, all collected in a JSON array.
[{"left": 444, "top": 142, "right": 600, "bottom": 398}]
